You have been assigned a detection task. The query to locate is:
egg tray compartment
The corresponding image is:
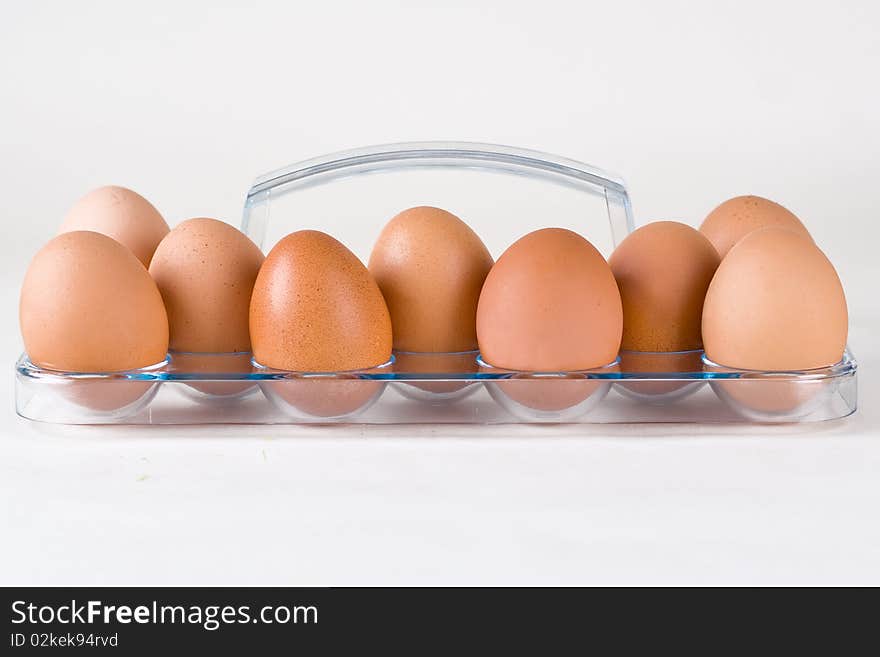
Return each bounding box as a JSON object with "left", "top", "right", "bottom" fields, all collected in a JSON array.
[
  {"left": 13, "top": 143, "right": 859, "bottom": 425},
  {"left": 14, "top": 349, "right": 858, "bottom": 424}
]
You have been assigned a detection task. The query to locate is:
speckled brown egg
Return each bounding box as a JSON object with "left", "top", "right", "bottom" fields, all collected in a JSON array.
[
  {"left": 59, "top": 186, "right": 170, "bottom": 267},
  {"left": 20, "top": 231, "right": 169, "bottom": 372},
  {"left": 250, "top": 230, "right": 392, "bottom": 371},
  {"left": 610, "top": 221, "right": 720, "bottom": 352},
  {"left": 476, "top": 228, "right": 622, "bottom": 371},
  {"left": 702, "top": 227, "right": 847, "bottom": 370},
  {"left": 369, "top": 206, "right": 493, "bottom": 352},
  {"left": 699, "top": 195, "right": 810, "bottom": 258},
  {"left": 149, "top": 218, "right": 264, "bottom": 353}
]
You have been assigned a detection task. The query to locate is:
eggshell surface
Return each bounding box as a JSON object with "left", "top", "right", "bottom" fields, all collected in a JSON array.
[
  {"left": 150, "top": 218, "right": 265, "bottom": 353},
  {"left": 250, "top": 230, "right": 392, "bottom": 372},
  {"left": 20, "top": 230, "right": 169, "bottom": 372},
  {"left": 369, "top": 206, "right": 493, "bottom": 352},
  {"left": 699, "top": 195, "right": 810, "bottom": 258},
  {"left": 476, "top": 228, "right": 622, "bottom": 371},
  {"left": 59, "top": 186, "right": 170, "bottom": 267},
  {"left": 610, "top": 221, "right": 719, "bottom": 352},
  {"left": 702, "top": 227, "right": 847, "bottom": 370}
]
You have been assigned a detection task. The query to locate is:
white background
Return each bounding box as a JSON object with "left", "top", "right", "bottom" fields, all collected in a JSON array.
[{"left": 1, "top": 0, "right": 878, "bottom": 585}]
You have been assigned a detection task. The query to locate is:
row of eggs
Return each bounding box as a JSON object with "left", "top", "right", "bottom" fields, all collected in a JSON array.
[{"left": 18, "top": 186, "right": 848, "bottom": 418}]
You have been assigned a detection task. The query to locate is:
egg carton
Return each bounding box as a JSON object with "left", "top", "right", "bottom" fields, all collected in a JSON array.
[{"left": 14, "top": 143, "right": 858, "bottom": 425}]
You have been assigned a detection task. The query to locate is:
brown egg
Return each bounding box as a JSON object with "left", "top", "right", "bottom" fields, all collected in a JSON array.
[
  {"left": 250, "top": 230, "right": 391, "bottom": 418},
  {"left": 59, "top": 186, "right": 170, "bottom": 267},
  {"left": 702, "top": 228, "right": 847, "bottom": 418},
  {"left": 20, "top": 231, "right": 168, "bottom": 413},
  {"left": 149, "top": 218, "right": 265, "bottom": 353},
  {"left": 702, "top": 227, "right": 847, "bottom": 370},
  {"left": 476, "top": 228, "right": 622, "bottom": 371},
  {"left": 369, "top": 206, "right": 493, "bottom": 352},
  {"left": 21, "top": 231, "right": 169, "bottom": 372},
  {"left": 610, "top": 221, "right": 720, "bottom": 352},
  {"left": 699, "top": 195, "right": 811, "bottom": 258},
  {"left": 250, "top": 230, "right": 392, "bottom": 372}
]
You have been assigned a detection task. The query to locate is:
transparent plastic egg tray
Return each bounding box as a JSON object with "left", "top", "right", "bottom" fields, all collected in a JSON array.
[{"left": 14, "top": 143, "right": 858, "bottom": 425}]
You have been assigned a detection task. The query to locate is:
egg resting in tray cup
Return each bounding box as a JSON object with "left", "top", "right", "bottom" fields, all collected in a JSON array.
[
  {"left": 368, "top": 206, "right": 493, "bottom": 402},
  {"left": 149, "top": 218, "right": 266, "bottom": 400},
  {"left": 608, "top": 221, "right": 720, "bottom": 402},
  {"left": 250, "top": 230, "right": 393, "bottom": 419},
  {"left": 475, "top": 228, "right": 623, "bottom": 420},
  {"left": 701, "top": 227, "right": 848, "bottom": 420},
  {"left": 19, "top": 231, "right": 169, "bottom": 417}
]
